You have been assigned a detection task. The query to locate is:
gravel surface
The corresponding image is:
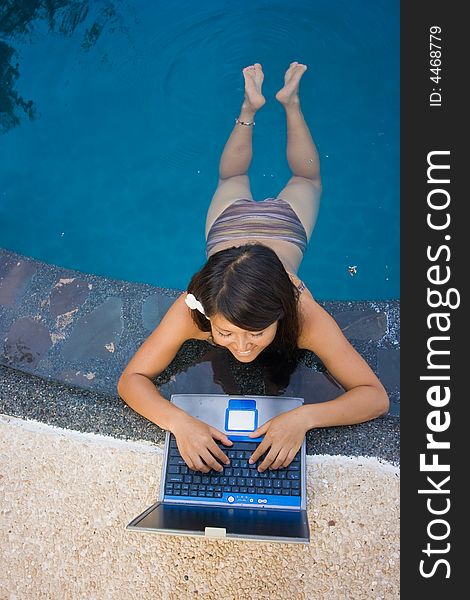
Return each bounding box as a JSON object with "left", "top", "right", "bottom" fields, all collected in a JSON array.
[
  {"left": 1, "top": 414, "right": 399, "bottom": 600},
  {"left": 0, "top": 365, "right": 399, "bottom": 466}
]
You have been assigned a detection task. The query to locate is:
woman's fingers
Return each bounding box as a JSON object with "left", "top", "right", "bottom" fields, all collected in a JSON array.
[
  {"left": 269, "top": 448, "right": 290, "bottom": 470},
  {"left": 200, "top": 448, "right": 226, "bottom": 473},
  {"left": 281, "top": 448, "right": 298, "bottom": 468},
  {"left": 209, "top": 441, "right": 231, "bottom": 468},
  {"left": 185, "top": 443, "right": 230, "bottom": 473},
  {"left": 210, "top": 427, "right": 233, "bottom": 447},
  {"left": 257, "top": 446, "right": 283, "bottom": 472},
  {"left": 180, "top": 451, "right": 196, "bottom": 472},
  {"left": 249, "top": 439, "right": 270, "bottom": 464}
]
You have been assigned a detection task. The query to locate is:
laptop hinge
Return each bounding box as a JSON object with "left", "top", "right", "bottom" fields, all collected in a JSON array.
[{"left": 204, "top": 526, "right": 226, "bottom": 538}]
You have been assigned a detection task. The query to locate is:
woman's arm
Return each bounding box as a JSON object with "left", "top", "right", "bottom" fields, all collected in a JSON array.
[
  {"left": 296, "top": 296, "right": 390, "bottom": 429},
  {"left": 117, "top": 292, "right": 198, "bottom": 431},
  {"left": 117, "top": 292, "right": 235, "bottom": 472}
]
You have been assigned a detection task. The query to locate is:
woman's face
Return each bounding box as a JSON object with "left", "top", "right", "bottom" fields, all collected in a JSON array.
[{"left": 210, "top": 313, "right": 278, "bottom": 362}]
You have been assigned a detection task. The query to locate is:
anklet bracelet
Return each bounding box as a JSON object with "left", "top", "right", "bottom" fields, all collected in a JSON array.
[{"left": 235, "top": 117, "right": 255, "bottom": 126}]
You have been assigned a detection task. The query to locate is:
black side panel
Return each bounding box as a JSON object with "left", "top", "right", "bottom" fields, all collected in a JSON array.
[{"left": 127, "top": 502, "right": 310, "bottom": 543}]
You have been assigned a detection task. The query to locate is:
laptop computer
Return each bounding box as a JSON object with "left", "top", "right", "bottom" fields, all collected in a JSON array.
[{"left": 126, "top": 393, "right": 310, "bottom": 544}]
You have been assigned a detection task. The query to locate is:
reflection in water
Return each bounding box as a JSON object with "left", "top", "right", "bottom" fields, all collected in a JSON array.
[
  {"left": 157, "top": 341, "right": 344, "bottom": 405},
  {"left": 191, "top": 345, "right": 303, "bottom": 397},
  {"left": 0, "top": 0, "right": 125, "bottom": 134},
  {"left": 0, "top": 40, "right": 35, "bottom": 133}
]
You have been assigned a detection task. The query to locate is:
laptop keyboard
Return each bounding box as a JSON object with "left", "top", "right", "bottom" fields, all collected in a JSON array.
[{"left": 164, "top": 437, "right": 301, "bottom": 498}]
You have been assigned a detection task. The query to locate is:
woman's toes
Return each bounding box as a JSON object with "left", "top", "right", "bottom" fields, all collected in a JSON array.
[{"left": 242, "top": 63, "right": 266, "bottom": 110}]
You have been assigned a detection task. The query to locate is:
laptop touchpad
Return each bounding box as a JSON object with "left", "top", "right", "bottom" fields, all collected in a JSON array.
[{"left": 227, "top": 409, "right": 255, "bottom": 431}]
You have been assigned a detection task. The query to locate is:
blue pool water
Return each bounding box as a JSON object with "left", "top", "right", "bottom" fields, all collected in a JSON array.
[{"left": 0, "top": 0, "right": 399, "bottom": 300}]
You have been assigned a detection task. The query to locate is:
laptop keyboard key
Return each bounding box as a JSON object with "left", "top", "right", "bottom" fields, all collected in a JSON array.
[{"left": 165, "top": 437, "right": 303, "bottom": 503}]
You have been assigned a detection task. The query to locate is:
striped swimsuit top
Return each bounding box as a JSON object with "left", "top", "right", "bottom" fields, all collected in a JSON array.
[{"left": 206, "top": 198, "right": 308, "bottom": 258}]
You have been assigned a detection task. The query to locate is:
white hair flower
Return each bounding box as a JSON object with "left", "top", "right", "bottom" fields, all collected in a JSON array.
[{"left": 185, "top": 293, "right": 210, "bottom": 319}]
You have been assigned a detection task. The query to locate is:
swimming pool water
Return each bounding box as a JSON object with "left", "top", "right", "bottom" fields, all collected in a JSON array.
[{"left": 0, "top": 0, "right": 399, "bottom": 300}]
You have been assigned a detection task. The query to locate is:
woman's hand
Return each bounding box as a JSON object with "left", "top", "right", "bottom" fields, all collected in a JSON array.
[
  {"left": 171, "top": 415, "right": 233, "bottom": 473},
  {"left": 247, "top": 408, "right": 308, "bottom": 472}
]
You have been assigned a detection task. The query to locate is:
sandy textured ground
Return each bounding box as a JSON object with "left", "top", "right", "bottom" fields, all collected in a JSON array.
[{"left": 0, "top": 414, "right": 399, "bottom": 599}]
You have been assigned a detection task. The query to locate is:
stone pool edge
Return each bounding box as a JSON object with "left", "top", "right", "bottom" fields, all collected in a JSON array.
[{"left": 0, "top": 247, "right": 400, "bottom": 465}]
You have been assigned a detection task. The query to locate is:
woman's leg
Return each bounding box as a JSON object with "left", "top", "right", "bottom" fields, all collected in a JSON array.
[
  {"left": 205, "top": 63, "right": 266, "bottom": 238},
  {"left": 275, "top": 62, "right": 322, "bottom": 242}
]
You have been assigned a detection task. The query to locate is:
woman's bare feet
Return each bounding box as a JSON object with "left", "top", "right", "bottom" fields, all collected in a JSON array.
[
  {"left": 275, "top": 62, "right": 307, "bottom": 107},
  {"left": 241, "top": 63, "right": 266, "bottom": 113}
]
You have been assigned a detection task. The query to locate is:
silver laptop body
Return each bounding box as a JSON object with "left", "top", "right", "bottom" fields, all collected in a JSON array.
[{"left": 127, "top": 394, "right": 310, "bottom": 544}]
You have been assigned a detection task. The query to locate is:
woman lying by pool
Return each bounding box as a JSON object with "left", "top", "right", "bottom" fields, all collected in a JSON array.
[{"left": 117, "top": 62, "right": 389, "bottom": 474}]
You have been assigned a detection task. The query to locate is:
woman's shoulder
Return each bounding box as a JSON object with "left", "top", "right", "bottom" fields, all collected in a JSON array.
[
  {"left": 287, "top": 271, "right": 313, "bottom": 300},
  {"left": 294, "top": 287, "right": 345, "bottom": 352},
  {"left": 169, "top": 292, "right": 212, "bottom": 342},
  {"left": 285, "top": 273, "right": 322, "bottom": 349}
]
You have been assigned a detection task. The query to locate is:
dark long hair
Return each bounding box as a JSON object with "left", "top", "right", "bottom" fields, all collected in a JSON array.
[{"left": 186, "top": 243, "right": 303, "bottom": 362}]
